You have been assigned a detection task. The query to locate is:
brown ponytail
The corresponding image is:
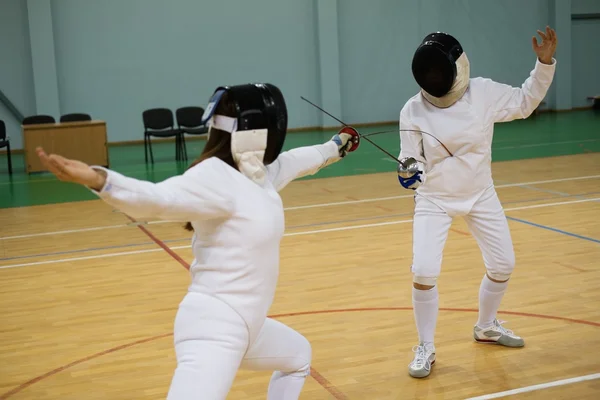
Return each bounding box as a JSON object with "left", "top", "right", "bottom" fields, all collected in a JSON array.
[{"left": 183, "top": 92, "right": 238, "bottom": 232}]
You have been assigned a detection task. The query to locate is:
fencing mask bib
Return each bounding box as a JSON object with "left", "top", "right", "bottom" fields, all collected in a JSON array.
[
  {"left": 411, "top": 32, "right": 470, "bottom": 108},
  {"left": 200, "top": 83, "right": 287, "bottom": 184}
]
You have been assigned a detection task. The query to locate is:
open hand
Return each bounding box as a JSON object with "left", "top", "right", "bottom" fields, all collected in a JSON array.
[
  {"left": 532, "top": 26, "right": 557, "bottom": 65},
  {"left": 36, "top": 147, "right": 106, "bottom": 190}
]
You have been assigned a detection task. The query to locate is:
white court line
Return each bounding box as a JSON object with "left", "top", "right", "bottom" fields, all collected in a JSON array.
[
  {"left": 3, "top": 139, "right": 595, "bottom": 187},
  {"left": 282, "top": 174, "right": 600, "bottom": 210},
  {"left": 2, "top": 174, "right": 600, "bottom": 240},
  {"left": 0, "top": 224, "right": 127, "bottom": 240},
  {"left": 2, "top": 197, "right": 599, "bottom": 270},
  {"left": 381, "top": 140, "right": 599, "bottom": 162},
  {"left": 149, "top": 174, "right": 600, "bottom": 223},
  {"left": 273, "top": 195, "right": 413, "bottom": 211},
  {"left": 499, "top": 174, "right": 600, "bottom": 187},
  {"left": 503, "top": 197, "right": 600, "bottom": 211},
  {"left": 141, "top": 194, "right": 415, "bottom": 218},
  {"left": 0, "top": 221, "right": 413, "bottom": 269},
  {"left": 494, "top": 138, "right": 599, "bottom": 150},
  {"left": 284, "top": 219, "right": 411, "bottom": 236},
  {"left": 0, "top": 248, "right": 165, "bottom": 268},
  {"left": 464, "top": 372, "right": 600, "bottom": 400}
]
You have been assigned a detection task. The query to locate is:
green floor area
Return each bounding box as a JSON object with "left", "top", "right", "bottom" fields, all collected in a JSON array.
[{"left": 0, "top": 110, "right": 598, "bottom": 209}]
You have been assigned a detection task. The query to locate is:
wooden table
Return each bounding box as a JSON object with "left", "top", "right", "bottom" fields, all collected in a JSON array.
[{"left": 22, "top": 120, "right": 109, "bottom": 173}]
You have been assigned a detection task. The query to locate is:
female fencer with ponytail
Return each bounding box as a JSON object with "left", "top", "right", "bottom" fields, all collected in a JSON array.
[
  {"left": 37, "top": 83, "right": 359, "bottom": 399},
  {"left": 397, "top": 27, "right": 557, "bottom": 378}
]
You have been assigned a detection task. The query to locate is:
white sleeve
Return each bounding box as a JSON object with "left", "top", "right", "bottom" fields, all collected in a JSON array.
[
  {"left": 89, "top": 159, "right": 234, "bottom": 221},
  {"left": 485, "top": 58, "right": 556, "bottom": 123},
  {"left": 399, "top": 106, "right": 426, "bottom": 164},
  {"left": 266, "top": 141, "right": 340, "bottom": 191}
]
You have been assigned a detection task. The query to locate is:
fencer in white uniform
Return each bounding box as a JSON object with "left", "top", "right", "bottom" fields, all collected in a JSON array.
[
  {"left": 36, "top": 83, "right": 358, "bottom": 399},
  {"left": 396, "top": 28, "right": 558, "bottom": 378}
]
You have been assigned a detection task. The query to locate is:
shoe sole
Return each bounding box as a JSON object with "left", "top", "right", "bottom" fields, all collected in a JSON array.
[{"left": 474, "top": 337, "right": 525, "bottom": 348}]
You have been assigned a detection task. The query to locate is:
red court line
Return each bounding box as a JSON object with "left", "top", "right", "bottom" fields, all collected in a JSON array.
[
  {"left": 0, "top": 333, "right": 172, "bottom": 400},
  {"left": 310, "top": 368, "right": 348, "bottom": 400},
  {"left": 5, "top": 214, "right": 596, "bottom": 399},
  {"left": 124, "top": 216, "right": 347, "bottom": 397},
  {"left": 270, "top": 307, "right": 600, "bottom": 328},
  {"left": 2, "top": 307, "right": 599, "bottom": 399},
  {"left": 125, "top": 215, "right": 190, "bottom": 270}
]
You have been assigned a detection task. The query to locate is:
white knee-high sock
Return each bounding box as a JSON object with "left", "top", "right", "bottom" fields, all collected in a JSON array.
[
  {"left": 412, "top": 286, "right": 438, "bottom": 345},
  {"left": 267, "top": 368, "right": 309, "bottom": 400},
  {"left": 477, "top": 274, "right": 509, "bottom": 329}
]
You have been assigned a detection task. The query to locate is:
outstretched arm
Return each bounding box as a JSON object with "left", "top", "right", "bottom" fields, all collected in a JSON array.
[
  {"left": 487, "top": 26, "right": 558, "bottom": 123},
  {"left": 37, "top": 148, "right": 234, "bottom": 221},
  {"left": 90, "top": 163, "right": 234, "bottom": 221},
  {"left": 266, "top": 130, "right": 355, "bottom": 191}
]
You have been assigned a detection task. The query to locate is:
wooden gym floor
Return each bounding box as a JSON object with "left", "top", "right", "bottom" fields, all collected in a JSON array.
[{"left": 0, "top": 151, "right": 599, "bottom": 399}]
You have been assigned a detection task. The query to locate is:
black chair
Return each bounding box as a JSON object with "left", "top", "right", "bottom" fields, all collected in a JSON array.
[
  {"left": 0, "top": 120, "right": 12, "bottom": 175},
  {"left": 176, "top": 106, "right": 209, "bottom": 159},
  {"left": 60, "top": 113, "right": 92, "bottom": 123},
  {"left": 22, "top": 115, "right": 55, "bottom": 125},
  {"left": 142, "top": 108, "right": 184, "bottom": 163},
  {"left": 588, "top": 96, "right": 600, "bottom": 111}
]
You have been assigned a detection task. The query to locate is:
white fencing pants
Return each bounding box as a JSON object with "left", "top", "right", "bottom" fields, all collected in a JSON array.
[
  {"left": 412, "top": 187, "right": 515, "bottom": 284},
  {"left": 167, "top": 292, "right": 311, "bottom": 400}
]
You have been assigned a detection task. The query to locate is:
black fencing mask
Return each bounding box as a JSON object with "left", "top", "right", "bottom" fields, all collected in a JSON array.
[
  {"left": 411, "top": 32, "right": 470, "bottom": 108},
  {"left": 201, "top": 83, "right": 288, "bottom": 183}
]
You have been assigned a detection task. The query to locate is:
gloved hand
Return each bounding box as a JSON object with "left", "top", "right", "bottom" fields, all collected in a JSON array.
[
  {"left": 331, "top": 126, "right": 360, "bottom": 158},
  {"left": 397, "top": 157, "right": 424, "bottom": 190}
]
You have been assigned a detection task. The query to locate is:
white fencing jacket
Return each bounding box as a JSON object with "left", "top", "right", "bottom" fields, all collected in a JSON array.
[
  {"left": 399, "top": 58, "right": 556, "bottom": 216},
  {"left": 91, "top": 141, "right": 340, "bottom": 340}
]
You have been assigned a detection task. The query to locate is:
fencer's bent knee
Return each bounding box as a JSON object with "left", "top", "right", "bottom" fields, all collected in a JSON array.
[
  {"left": 295, "top": 337, "right": 312, "bottom": 377},
  {"left": 280, "top": 337, "right": 311, "bottom": 377},
  {"left": 286, "top": 362, "right": 311, "bottom": 378},
  {"left": 413, "top": 275, "right": 438, "bottom": 286},
  {"left": 297, "top": 363, "right": 311, "bottom": 377}
]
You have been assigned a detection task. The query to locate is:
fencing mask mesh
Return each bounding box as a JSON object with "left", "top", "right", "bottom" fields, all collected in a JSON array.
[{"left": 412, "top": 32, "right": 470, "bottom": 108}]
